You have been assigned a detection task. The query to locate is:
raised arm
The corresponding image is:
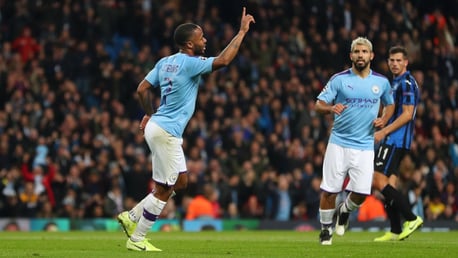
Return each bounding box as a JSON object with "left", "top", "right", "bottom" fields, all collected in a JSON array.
[{"left": 212, "top": 7, "right": 255, "bottom": 70}]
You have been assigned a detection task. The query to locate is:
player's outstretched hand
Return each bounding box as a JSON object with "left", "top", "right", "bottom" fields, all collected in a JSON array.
[{"left": 240, "top": 7, "right": 255, "bottom": 34}]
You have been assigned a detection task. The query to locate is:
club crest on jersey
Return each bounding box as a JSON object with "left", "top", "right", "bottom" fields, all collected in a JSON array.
[
  {"left": 169, "top": 174, "right": 178, "bottom": 183},
  {"left": 372, "top": 85, "right": 380, "bottom": 94}
]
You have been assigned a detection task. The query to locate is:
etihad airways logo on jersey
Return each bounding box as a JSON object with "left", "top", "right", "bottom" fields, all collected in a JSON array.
[
  {"left": 345, "top": 98, "right": 379, "bottom": 104},
  {"left": 345, "top": 97, "right": 379, "bottom": 108}
]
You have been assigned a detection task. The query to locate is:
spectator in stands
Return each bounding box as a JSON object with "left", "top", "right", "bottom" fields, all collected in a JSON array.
[
  {"left": 20, "top": 155, "right": 56, "bottom": 208},
  {"left": 441, "top": 181, "right": 458, "bottom": 219},
  {"left": 241, "top": 195, "right": 264, "bottom": 219},
  {"left": 357, "top": 192, "right": 387, "bottom": 222},
  {"left": 185, "top": 184, "right": 221, "bottom": 220},
  {"left": 12, "top": 27, "right": 40, "bottom": 63},
  {"left": 18, "top": 181, "right": 40, "bottom": 217},
  {"left": 272, "top": 174, "right": 292, "bottom": 221},
  {"left": 426, "top": 194, "right": 446, "bottom": 220}
]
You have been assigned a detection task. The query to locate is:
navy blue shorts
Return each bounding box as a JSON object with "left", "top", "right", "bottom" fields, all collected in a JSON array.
[{"left": 374, "top": 143, "right": 408, "bottom": 177}]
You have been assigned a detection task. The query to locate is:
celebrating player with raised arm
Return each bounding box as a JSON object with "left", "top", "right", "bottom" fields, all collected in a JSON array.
[{"left": 117, "top": 7, "right": 255, "bottom": 251}]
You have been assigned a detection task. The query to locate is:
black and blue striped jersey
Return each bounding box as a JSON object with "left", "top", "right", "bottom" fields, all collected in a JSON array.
[{"left": 382, "top": 71, "right": 420, "bottom": 149}]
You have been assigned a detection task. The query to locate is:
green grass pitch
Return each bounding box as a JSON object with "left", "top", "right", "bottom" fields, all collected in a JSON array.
[{"left": 1, "top": 230, "right": 457, "bottom": 258}]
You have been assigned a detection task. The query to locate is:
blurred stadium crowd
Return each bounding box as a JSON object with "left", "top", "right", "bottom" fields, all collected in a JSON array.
[{"left": 0, "top": 0, "right": 457, "bottom": 223}]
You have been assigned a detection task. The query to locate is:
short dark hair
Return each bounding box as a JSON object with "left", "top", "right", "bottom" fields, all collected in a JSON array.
[
  {"left": 174, "top": 23, "right": 199, "bottom": 48},
  {"left": 389, "top": 46, "right": 408, "bottom": 58}
]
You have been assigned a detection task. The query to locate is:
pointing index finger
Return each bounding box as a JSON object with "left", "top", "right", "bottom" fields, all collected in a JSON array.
[{"left": 242, "top": 7, "right": 246, "bottom": 16}]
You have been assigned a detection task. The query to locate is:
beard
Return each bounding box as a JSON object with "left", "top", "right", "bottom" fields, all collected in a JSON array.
[
  {"left": 352, "top": 59, "right": 370, "bottom": 72},
  {"left": 194, "top": 46, "right": 205, "bottom": 55}
]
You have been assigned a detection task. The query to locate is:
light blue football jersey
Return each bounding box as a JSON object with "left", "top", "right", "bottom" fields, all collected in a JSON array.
[
  {"left": 145, "top": 52, "right": 215, "bottom": 137},
  {"left": 317, "top": 68, "right": 394, "bottom": 150}
]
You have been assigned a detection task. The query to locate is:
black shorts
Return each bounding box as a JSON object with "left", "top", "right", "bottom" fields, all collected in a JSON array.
[{"left": 374, "top": 143, "right": 408, "bottom": 177}]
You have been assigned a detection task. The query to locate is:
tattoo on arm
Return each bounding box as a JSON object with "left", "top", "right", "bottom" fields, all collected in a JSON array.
[{"left": 138, "top": 91, "right": 154, "bottom": 115}]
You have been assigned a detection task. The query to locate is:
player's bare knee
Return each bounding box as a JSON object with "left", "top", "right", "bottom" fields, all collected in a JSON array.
[
  {"left": 321, "top": 191, "right": 337, "bottom": 204},
  {"left": 174, "top": 173, "right": 188, "bottom": 190},
  {"left": 372, "top": 180, "right": 384, "bottom": 191},
  {"left": 388, "top": 175, "right": 397, "bottom": 187},
  {"left": 321, "top": 191, "right": 332, "bottom": 199},
  {"left": 350, "top": 193, "right": 366, "bottom": 205},
  {"left": 154, "top": 182, "right": 173, "bottom": 199},
  {"left": 372, "top": 173, "right": 388, "bottom": 191}
]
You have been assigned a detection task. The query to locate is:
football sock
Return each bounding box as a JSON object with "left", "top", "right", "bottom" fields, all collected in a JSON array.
[
  {"left": 342, "top": 197, "right": 359, "bottom": 212},
  {"left": 381, "top": 184, "right": 416, "bottom": 221},
  {"left": 129, "top": 192, "right": 155, "bottom": 223},
  {"left": 385, "top": 200, "right": 402, "bottom": 234},
  {"left": 130, "top": 195, "right": 166, "bottom": 242},
  {"left": 129, "top": 190, "right": 176, "bottom": 223},
  {"left": 319, "top": 209, "right": 334, "bottom": 229}
]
